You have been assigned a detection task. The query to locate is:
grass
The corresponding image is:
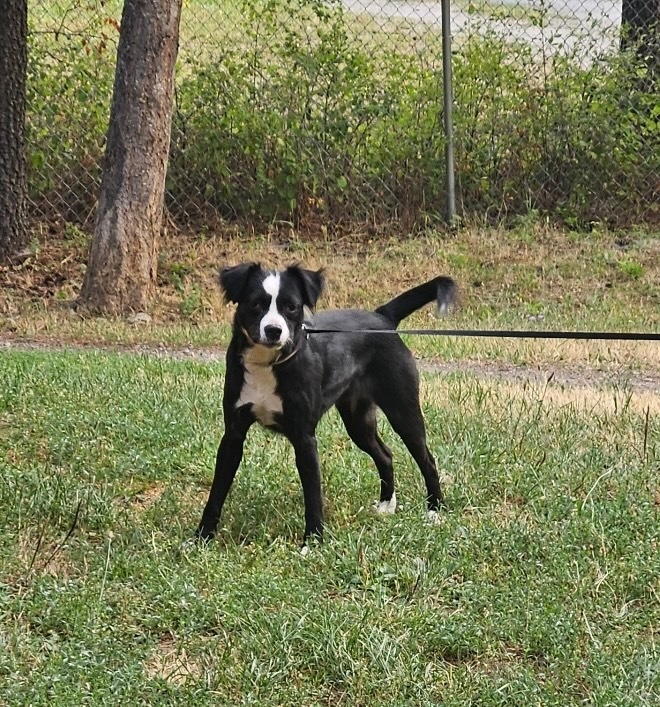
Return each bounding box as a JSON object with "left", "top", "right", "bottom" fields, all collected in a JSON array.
[{"left": 1, "top": 348, "right": 658, "bottom": 704}]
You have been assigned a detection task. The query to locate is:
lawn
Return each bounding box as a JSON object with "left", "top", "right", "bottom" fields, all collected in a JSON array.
[
  {"left": 12, "top": 2, "right": 659, "bottom": 700},
  {"left": 0, "top": 348, "right": 658, "bottom": 704}
]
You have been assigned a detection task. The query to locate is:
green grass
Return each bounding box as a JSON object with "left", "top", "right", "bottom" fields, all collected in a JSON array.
[{"left": 1, "top": 349, "right": 658, "bottom": 704}]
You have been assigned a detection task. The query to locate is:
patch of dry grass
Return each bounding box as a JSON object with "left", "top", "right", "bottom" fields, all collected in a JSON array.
[
  {"left": 1, "top": 223, "right": 658, "bottom": 372},
  {"left": 422, "top": 373, "right": 660, "bottom": 415},
  {"left": 143, "top": 633, "right": 207, "bottom": 686},
  {"left": 7, "top": 527, "right": 82, "bottom": 586}
]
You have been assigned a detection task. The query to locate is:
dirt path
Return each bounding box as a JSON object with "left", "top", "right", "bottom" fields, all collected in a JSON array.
[{"left": 2, "top": 335, "right": 659, "bottom": 394}]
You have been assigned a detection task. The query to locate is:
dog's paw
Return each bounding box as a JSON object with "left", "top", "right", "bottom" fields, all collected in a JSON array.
[
  {"left": 178, "top": 528, "right": 215, "bottom": 553},
  {"left": 427, "top": 509, "right": 442, "bottom": 525},
  {"left": 374, "top": 492, "right": 397, "bottom": 515},
  {"left": 195, "top": 525, "right": 216, "bottom": 543},
  {"left": 300, "top": 544, "right": 310, "bottom": 557},
  {"left": 179, "top": 536, "right": 200, "bottom": 553}
]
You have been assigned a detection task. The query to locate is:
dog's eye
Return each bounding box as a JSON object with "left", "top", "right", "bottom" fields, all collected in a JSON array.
[
  {"left": 284, "top": 302, "right": 299, "bottom": 315},
  {"left": 249, "top": 300, "right": 263, "bottom": 312}
]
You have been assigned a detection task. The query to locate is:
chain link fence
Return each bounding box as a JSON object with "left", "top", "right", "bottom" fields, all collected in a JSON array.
[{"left": 27, "top": 0, "right": 659, "bottom": 230}]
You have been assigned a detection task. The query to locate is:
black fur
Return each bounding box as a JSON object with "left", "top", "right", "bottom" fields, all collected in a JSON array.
[{"left": 219, "top": 262, "right": 261, "bottom": 304}]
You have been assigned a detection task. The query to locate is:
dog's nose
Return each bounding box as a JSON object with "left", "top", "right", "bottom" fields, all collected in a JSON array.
[{"left": 264, "top": 325, "right": 282, "bottom": 341}]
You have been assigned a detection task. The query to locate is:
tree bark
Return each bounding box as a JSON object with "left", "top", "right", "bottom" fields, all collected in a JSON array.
[
  {"left": 79, "top": 0, "right": 182, "bottom": 314},
  {"left": 0, "top": 0, "right": 29, "bottom": 264}
]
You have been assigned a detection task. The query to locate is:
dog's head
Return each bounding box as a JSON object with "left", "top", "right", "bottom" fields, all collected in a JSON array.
[{"left": 220, "top": 263, "right": 324, "bottom": 349}]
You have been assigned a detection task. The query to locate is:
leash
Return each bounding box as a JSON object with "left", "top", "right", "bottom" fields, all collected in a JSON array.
[
  {"left": 304, "top": 327, "right": 660, "bottom": 342},
  {"left": 237, "top": 323, "right": 659, "bottom": 365}
]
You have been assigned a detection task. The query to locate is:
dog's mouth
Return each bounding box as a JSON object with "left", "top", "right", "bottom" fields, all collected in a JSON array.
[{"left": 257, "top": 333, "right": 295, "bottom": 350}]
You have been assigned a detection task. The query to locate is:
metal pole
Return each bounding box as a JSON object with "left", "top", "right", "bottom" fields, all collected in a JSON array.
[{"left": 441, "top": 0, "right": 456, "bottom": 224}]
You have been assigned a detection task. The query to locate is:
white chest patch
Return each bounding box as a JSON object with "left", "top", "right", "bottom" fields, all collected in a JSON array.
[{"left": 236, "top": 354, "right": 283, "bottom": 426}]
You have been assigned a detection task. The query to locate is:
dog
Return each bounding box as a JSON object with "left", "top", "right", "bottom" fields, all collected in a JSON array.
[{"left": 196, "top": 263, "right": 456, "bottom": 546}]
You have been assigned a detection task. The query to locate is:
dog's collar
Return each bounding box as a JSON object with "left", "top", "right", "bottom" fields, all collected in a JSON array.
[
  {"left": 240, "top": 325, "right": 258, "bottom": 347},
  {"left": 239, "top": 324, "right": 305, "bottom": 367},
  {"left": 271, "top": 345, "right": 300, "bottom": 366},
  {"left": 272, "top": 323, "right": 312, "bottom": 365}
]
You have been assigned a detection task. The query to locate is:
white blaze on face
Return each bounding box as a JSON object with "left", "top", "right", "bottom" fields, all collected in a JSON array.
[{"left": 259, "top": 273, "right": 289, "bottom": 347}]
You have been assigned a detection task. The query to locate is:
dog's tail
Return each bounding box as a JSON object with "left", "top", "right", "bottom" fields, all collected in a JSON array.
[{"left": 375, "top": 276, "right": 457, "bottom": 328}]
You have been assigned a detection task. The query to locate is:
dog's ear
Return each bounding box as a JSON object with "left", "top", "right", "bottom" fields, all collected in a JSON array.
[
  {"left": 287, "top": 266, "right": 324, "bottom": 309},
  {"left": 219, "top": 263, "right": 261, "bottom": 304}
]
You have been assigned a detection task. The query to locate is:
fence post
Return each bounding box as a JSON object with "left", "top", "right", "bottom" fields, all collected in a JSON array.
[{"left": 441, "top": 0, "right": 456, "bottom": 224}]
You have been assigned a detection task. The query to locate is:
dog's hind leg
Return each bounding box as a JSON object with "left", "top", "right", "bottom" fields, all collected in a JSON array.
[
  {"left": 377, "top": 394, "right": 444, "bottom": 515},
  {"left": 336, "top": 397, "right": 396, "bottom": 513}
]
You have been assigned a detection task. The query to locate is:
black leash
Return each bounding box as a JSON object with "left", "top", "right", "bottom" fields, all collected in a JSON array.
[{"left": 305, "top": 327, "right": 660, "bottom": 341}]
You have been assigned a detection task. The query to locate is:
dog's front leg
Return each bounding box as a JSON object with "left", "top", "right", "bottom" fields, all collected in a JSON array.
[
  {"left": 197, "top": 412, "right": 253, "bottom": 542},
  {"left": 292, "top": 434, "right": 323, "bottom": 544}
]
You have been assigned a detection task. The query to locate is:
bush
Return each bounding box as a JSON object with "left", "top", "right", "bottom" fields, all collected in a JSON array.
[
  {"left": 26, "top": 0, "right": 659, "bottom": 229},
  {"left": 27, "top": 15, "right": 115, "bottom": 222},
  {"left": 453, "top": 34, "right": 659, "bottom": 226}
]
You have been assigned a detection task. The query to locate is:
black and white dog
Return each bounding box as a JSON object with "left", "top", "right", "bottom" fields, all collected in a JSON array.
[{"left": 197, "top": 263, "right": 456, "bottom": 546}]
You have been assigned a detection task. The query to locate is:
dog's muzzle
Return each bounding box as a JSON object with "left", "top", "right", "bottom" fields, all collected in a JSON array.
[{"left": 263, "top": 324, "right": 284, "bottom": 346}]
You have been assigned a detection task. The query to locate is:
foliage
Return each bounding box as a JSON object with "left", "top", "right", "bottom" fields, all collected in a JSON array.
[
  {"left": 26, "top": 0, "right": 660, "bottom": 229},
  {"left": 26, "top": 11, "right": 115, "bottom": 221}
]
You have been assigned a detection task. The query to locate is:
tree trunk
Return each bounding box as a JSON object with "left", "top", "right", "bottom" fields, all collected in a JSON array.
[
  {"left": 79, "top": 0, "right": 182, "bottom": 314},
  {"left": 0, "top": 0, "right": 28, "bottom": 264}
]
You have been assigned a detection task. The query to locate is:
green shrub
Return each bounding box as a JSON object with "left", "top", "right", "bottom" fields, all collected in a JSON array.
[
  {"left": 453, "top": 33, "right": 659, "bottom": 226},
  {"left": 26, "top": 0, "right": 659, "bottom": 229},
  {"left": 27, "top": 14, "right": 115, "bottom": 221},
  {"left": 169, "top": 0, "right": 439, "bottom": 225}
]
